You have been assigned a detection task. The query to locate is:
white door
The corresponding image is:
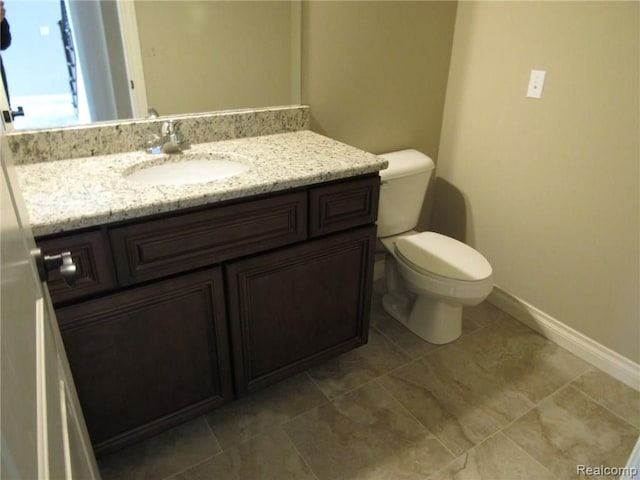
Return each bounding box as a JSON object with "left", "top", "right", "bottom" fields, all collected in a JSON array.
[
  {"left": 0, "top": 135, "right": 100, "bottom": 479},
  {"left": 0, "top": 69, "right": 13, "bottom": 131}
]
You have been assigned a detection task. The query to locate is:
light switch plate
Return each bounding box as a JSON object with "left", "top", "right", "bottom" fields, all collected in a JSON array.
[{"left": 527, "top": 70, "right": 546, "bottom": 99}]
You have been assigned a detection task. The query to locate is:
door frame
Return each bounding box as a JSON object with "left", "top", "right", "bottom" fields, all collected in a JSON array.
[{"left": 115, "top": 0, "right": 148, "bottom": 118}]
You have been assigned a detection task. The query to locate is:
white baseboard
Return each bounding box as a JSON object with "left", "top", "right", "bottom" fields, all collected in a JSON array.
[{"left": 488, "top": 285, "right": 640, "bottom": 392}]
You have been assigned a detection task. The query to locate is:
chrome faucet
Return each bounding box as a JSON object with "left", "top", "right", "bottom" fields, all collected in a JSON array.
[{"left": 146, "top": 120, "right": 183, "bottom": 154}]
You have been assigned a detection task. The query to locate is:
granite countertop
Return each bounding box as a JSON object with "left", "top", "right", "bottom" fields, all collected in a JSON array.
[{"left": 16, "top": 130, "right": 387, "bottom": 237}]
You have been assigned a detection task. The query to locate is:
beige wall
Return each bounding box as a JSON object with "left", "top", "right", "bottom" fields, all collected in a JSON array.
[
  {"left": 302, "top": 1, "right": 638, "bottom": 364},
  {"left": 301, "top": 1, "right": 457, "bottom": 159},
  {"left": 436, "top": 1, "right": 639, "bottom": 363},
  {"left": 301, "top": 1, "right": 457, "bottom": 228},
  {"left": 135, "top": 1, "right": 299, "bottom": 115}
]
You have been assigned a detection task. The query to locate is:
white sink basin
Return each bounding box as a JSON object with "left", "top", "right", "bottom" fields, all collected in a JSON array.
[{"left": 124, "top": 152, "right": 251, "bottom": 186}]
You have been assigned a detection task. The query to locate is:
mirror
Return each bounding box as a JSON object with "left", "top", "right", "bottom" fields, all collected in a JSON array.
[{"left": 2, "top": 0, "right": 301, "bottom": 131}]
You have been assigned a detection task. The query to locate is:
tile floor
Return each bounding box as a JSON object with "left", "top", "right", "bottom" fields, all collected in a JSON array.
[{"left": 98, "top": 279, "right": 640, "bottom": 480}]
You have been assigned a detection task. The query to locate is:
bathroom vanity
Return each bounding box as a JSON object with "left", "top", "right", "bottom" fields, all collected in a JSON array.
[{"left": 15, "top": 127, "right": 386, "bottom": 456}]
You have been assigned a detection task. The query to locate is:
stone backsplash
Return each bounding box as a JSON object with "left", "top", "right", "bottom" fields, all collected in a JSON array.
[{"left": 7, "top": 105, "right": 310, "bottom": 165}]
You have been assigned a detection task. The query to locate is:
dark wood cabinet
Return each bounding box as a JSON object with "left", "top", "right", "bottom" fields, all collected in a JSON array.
[
  {"left": 56, "top": 268, "right": 232, "bottom": 456},
  {"left": 37, "top": 174, "right": 380, "bottom": 456},
  {"left": 226, "top": 225, "right": 376, "bottom": 395}
]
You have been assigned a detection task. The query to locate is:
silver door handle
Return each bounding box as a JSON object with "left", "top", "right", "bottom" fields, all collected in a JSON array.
[{"left": 33, "top": 248, "right": 78, "bottom": 287}]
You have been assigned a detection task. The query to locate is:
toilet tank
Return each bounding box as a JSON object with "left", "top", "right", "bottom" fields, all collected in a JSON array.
[{"left": 376, "top": 149, "right": 435, "bottom": 237}]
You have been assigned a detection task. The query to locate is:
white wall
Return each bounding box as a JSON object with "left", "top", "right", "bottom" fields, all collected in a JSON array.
[{"left": 436, "top": 1, "right": 639, "bottom": 364}]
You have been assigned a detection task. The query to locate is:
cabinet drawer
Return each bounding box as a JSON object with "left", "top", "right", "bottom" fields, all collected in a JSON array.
[
  {"left": 110, "top": 191, "right": 307, "bottom": 285},
  {"left": 37, "top": 230, "right": 117, "bottom": 305},
  {"left": 309, "top": 175, "right": 380, "bottom": 237}
]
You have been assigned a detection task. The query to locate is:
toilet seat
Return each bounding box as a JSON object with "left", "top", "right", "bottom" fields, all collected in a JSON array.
[{"left": 394, "top": 232, "right": 492, "bottom": 282}]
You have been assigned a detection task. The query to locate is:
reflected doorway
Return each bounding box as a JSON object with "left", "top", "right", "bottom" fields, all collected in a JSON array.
[
  {"left": 2, "top": 0, "right": 82, "bottom": 129},
  {"left": 1, "top": 0, "right": 134, "bottom": 131}
]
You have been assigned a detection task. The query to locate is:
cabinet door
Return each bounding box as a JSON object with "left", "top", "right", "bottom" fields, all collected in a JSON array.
[
  {"left": 226, "top": 225, "right": 376, "bottom": 395},
  {"left": 56, "top": 268, "right": 232, "bottom": 456}
]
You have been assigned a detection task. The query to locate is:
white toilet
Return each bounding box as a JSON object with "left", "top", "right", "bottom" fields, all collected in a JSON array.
[{"left": 377, "top": 149, "right": 493, "bottom": 344}]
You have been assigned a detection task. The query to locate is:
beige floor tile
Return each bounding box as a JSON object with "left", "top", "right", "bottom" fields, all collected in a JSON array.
[
  {"left": 97, "top": 294, "right": 637, "bottom": 480},
  {"left": 452, "top": 316, "right": 591, "bottom": 403},
  {"left": 572, "top": 368, "right": 640, "bottom": 429},
  {"left": 172, "top": 428, "right": 317, "bottom": 480},
  {"left": 374, "top": 315, "right": 441, "bottom": 358},
  {"left": 381, "top": 318, "right": 591, "bottom": 456},
  {"left": 380, "top": 346, "right": 534, "bottom": 455},
  {"left": 283, "top": 381, "right": 454, "bottom": 480},
  {"left": 98, "top": 417, "right": 221, "bottom": 480},
  {"left": 463, "top": 300, "right": 512, "bottom": 328},
  {"left": 430, "top": 432, "right": 555, "bottom": 480},
  {"left": 204, "top": 372, "right": 327, "bottom": 450},
  {"left": 307, "top": 328, "right": 412, "bottom": 399},
  {"left": 504, "top": 385, "right": 640, "bottom": 479}
]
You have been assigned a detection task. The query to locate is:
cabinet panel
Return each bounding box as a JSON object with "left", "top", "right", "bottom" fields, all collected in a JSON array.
[
  {"left": 56, "top": 268, "right": 232, "bottom": 456},
  {"left": 109, "top": 192, "right": 307, "bottom": 286},
  {"left": 309, "top": 175, "right": 380, "bottom": 237},
  {"left": 226, "top": 225, "right": 376, "bottom": 395},
  {"left": 37, "top": 230, "right": 117, "bottom": 305}
]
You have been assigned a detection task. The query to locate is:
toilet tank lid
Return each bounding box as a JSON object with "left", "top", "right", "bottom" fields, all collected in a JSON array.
[
  {"left": 378, "top": 149, "right": 435, "bottom": 180},
  {"left": 395, "top": 232, "right": 493, "bottom": 281}
]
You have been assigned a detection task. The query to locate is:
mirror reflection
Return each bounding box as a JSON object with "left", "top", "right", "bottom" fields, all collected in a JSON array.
[{"left": 1, "top": 0, "right": 301, "bottom": 131}]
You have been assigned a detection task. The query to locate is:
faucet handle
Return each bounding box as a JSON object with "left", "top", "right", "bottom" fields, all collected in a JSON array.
[{"left": 161, "top": 120, "right": 175, "bottom": 136}]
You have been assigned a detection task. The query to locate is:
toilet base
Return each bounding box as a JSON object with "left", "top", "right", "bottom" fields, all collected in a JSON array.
[{"left": 382, "top": 292, "right": 462, "bottom": 345}]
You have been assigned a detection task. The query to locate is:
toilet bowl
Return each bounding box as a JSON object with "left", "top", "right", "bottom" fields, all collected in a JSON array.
[
  {"left": 380, "top": 231, "right": 493, "bottom": 344},
  {"left": 376, "top": 149, "right": 493, "bottom": 344}
]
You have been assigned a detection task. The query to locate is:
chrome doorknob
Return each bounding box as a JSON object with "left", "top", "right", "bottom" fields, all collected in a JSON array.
[{"left": 33, "top": 248, "right": 78, "bottom": 287}]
